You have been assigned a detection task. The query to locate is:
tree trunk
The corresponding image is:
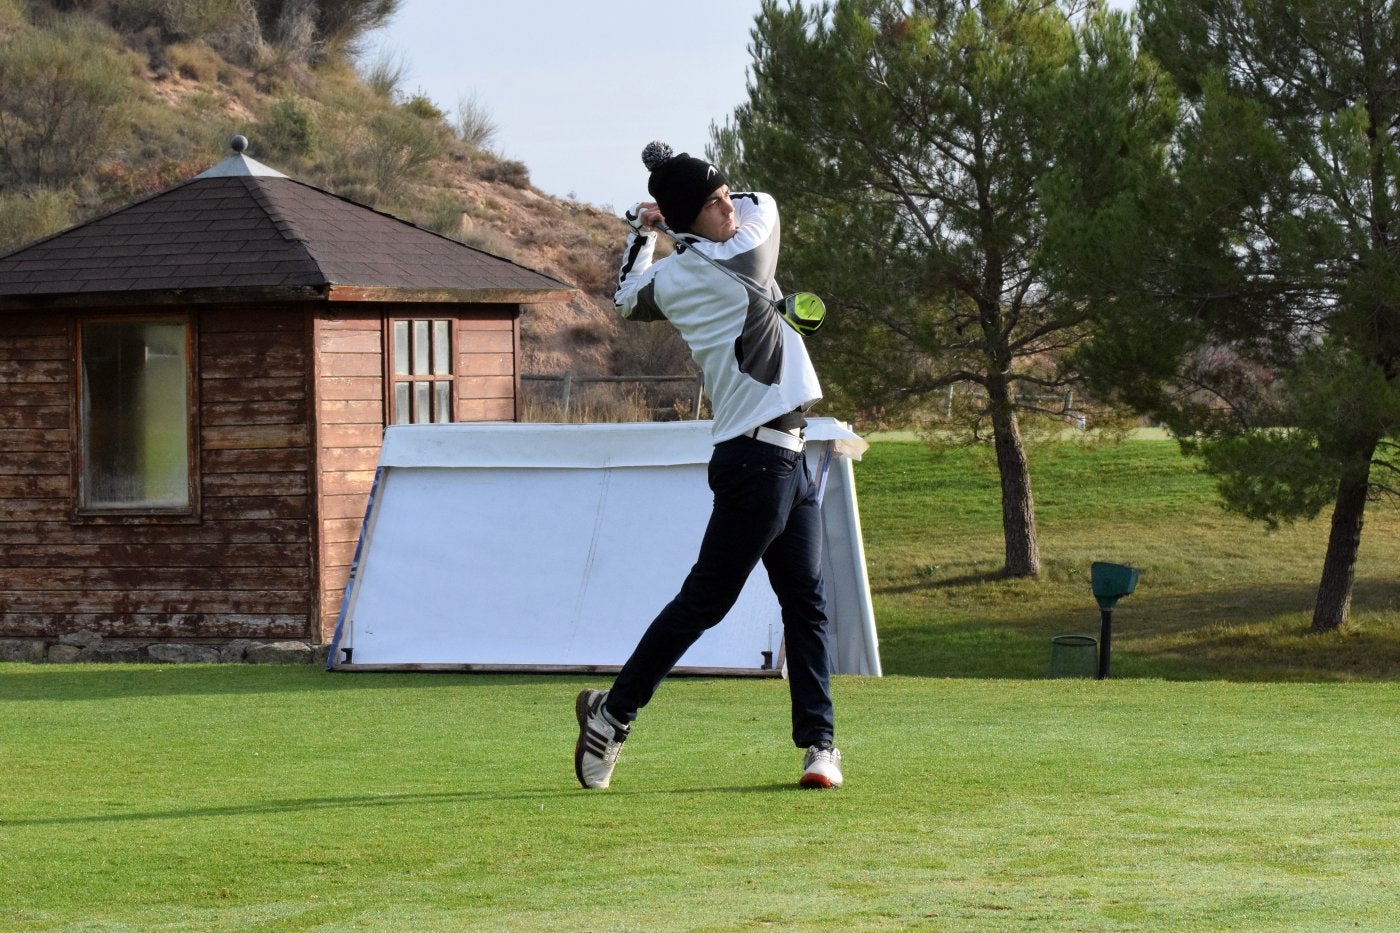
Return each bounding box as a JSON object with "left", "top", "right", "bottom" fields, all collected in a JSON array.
[
  {"left": 1311, "top": 448, "right": 1377, "bottom": 632},
  {"left": 987, "top": 376, "right": 1041, "bottom": 578}
]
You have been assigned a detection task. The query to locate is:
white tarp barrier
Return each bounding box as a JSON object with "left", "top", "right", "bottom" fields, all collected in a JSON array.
[{"left": 328, "top": 418, "right": 880, "bottom": 676}]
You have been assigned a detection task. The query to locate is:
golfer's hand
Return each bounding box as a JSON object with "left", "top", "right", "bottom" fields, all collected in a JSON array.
[{"left": 626, "top": 201, "right": 665, "bottom": 234}]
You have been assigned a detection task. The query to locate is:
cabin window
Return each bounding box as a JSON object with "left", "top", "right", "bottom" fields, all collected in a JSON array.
[
  {"left": 77, "top": 318, "right": 193, "bottom": 512},
  {"left": 389, "top": 318, "right": 454, "bottom": 424}
]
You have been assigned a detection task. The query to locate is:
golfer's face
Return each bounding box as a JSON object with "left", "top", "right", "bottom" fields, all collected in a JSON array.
[{"left": 691, "top": 187, "right": 736, "bottom": 242}]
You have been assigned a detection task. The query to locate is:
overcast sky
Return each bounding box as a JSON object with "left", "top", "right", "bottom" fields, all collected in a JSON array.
[{"left": 367, "top": 0, "right": 1134, "bottom": 216}]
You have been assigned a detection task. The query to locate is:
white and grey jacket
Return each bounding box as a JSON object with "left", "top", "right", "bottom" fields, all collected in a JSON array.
[{"left": 613, "top": 191, "right": 822, "bottom": 442}]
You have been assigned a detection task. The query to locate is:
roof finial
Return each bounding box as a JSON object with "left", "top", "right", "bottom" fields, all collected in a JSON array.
[{"left": 230, "top": 134, "right": 249, "bottom": 154}]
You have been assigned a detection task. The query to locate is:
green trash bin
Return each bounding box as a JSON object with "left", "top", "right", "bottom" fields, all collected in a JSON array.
[{"left": 1049, "top": 634, "right": 1099, "bottom": 678}]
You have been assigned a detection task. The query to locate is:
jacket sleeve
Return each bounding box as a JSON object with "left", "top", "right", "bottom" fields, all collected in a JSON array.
[
  {"left": 614, "top": 206, "right": 667, "bottom": 323},
  {"left": 711, "top": 192, "right": 780, "bottom": 288}
]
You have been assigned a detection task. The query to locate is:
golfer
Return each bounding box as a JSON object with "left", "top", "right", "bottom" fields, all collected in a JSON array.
[{"left": 574, "top": 141, "right": 842, "bottom": 790}]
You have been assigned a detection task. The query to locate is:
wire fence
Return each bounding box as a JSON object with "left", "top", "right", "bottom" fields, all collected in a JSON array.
[
  {"left": 521, "top": 375, "right": 1090, "bottom": 427},
  {"left": 522, "top": 372, "right": 706, "bottom": 421}
]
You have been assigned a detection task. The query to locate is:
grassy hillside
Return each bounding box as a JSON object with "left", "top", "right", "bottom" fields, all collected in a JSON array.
[{"left": 0, "top": 0, "right": 671, "bottom": 381}]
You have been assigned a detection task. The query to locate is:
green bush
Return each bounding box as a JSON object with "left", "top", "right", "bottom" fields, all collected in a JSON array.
[
  {"left": 415, "top": 193, "right": 466, "bottom": 238},
  {"left": 355, "top": 106, "right": 442, "bottom": 200},
  {"left": 261, "top": 96, "right": 317, "bottom": 158},
  {"left": 401, "top": 92, "right": 442, "bottom": 123},
  {"left": 0, "top": 18, "right": 137, "bottom": 187},
  {"left": 0, "top": 0, "right": 24, "bottom": 34},
  {"left": 0, "top": 186, "right": 76, "bottom": 253}
]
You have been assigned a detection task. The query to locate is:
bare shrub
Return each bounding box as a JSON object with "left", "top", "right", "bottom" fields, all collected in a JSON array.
[
  {"left": 521, "top": 381, "right": 652, "bottom": 424},
  {"left": 357, "top": 46, "right": 405, "bottom": 98},
  {"left": 247, "top": 0, "right": 397, "bottom": 56},
  {"left": 568, "top": 322, "right": 608, "bottom": 347},
  {"left": 91, "top": 153, "right": 206, "bottom": 203},
  {"left": 341, "top": 105, "right": 441, "bottom": 201},
  {"left": 310, "top": 0, "right": 398, "bottom": 52},
  {"left": 479, "top": 158, "right": 529, "bottom": 189},
  {"left": 557, "top": 243, "right": 616, "bottom": 295},
  {"left": 455, "top": 91, "right": 496, "bottom": 149},
  {"left": 613, "top": 320, "right": 695, "bottom": 378},
  {"left": 610, "top": 323, "right": 703, "bottom": 420},
  {"left": 251, "top": 0, "right": 318, "bottom": 78},
  {"left": 109, "top": 0, "right": 261, "bottom": 59}
]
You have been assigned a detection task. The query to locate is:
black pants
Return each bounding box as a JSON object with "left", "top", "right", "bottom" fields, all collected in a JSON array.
[{"left": 605, "top": 434, "right": 834, "bottom": 747}]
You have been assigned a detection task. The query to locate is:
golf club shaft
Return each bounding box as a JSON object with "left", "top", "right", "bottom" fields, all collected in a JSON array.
[{"left": 653, "top": 223, "right": 778, "bottom": 307}]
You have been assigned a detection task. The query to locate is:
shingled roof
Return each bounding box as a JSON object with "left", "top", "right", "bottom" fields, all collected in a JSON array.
[{"left": 0, "top": 143, "right": 573, "bottom": 308}]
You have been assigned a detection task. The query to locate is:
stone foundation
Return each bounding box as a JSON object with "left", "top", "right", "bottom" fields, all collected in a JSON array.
[{"left": 0, "top": 635, "right": 329, "bottom": 666}]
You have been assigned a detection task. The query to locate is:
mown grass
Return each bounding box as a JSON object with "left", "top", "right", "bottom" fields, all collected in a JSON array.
[
  {"left": 2, "top": 437, "right": 1397, "bottom": 931},
  {"left": 861, "top": 438, "right": 1400, "bottom": 681}
]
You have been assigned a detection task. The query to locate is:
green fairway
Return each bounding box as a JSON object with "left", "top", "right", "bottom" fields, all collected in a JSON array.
[
  {"left": 3, "top": 668, "right": 1397, "bottom": 930},
  {"left": 2, "top": 439, "right": 1398, "bottom": 930}
]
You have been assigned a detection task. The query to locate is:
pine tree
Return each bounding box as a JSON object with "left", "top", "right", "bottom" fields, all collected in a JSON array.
[
  {"left": 1064, "top": 0, "right": 1400, "bottom": 630},
  {"left": 717, "top": 0, "right": 1164, "bottom": 577}
]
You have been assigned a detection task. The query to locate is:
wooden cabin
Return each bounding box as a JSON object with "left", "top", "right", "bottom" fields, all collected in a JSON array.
[{"left": 0, "top": 140, "right": 572, "bottom": 655}]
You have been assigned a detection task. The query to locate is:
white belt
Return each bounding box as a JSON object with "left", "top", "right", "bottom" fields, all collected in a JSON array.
[{"left": 745, "top": 425, "right": 805, "bottom": 452}]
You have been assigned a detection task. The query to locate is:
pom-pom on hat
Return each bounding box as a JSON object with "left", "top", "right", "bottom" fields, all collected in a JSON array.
[{"left": 642, "top": 141, "right": 728, "bottom": 234}]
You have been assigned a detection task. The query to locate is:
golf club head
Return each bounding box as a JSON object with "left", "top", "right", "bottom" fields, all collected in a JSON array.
[{"left": 779, "top": 292, "right": 826, "bottom": 335}]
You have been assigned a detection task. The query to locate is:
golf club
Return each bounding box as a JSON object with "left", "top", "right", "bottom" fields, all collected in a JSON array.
[{"left": 652, "top": 222, "right": 826, "bottom": 335}]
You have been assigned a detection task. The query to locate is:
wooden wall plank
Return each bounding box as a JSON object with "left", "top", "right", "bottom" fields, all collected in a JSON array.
[
  {"left": 0, "top": 519, "right": 308, "bottom": 545},
  {"left": 0, "top": 360, "right": 68, "bottom": 383},
  {"left": 0, "top": 474, "right": 68, "bottom": 498},
  {"left": 0, "top": 541, "right": 308, "bottom": 566},
  {"left": 317, "top": 352, "right": 383, "bottom": 377},
  {"left": 456, "top": 329, "right": 514, "bottom": 354},
  {"left": 319, "top": 398, "right": 385, "bottom": 424},
  {"left": 320, "top": 493, "right": 372, "bottom": 521},
  {"left": 0, "top": 451, "right": 68, "bottom": 475},
  {"left": 7, "top": 566, "right": 309, "bottom": 590},
  {"left": 319, "top": 422, "right": 384, "bottom": 448},
  {"left": 0, "top": 405, "right": 72, "bottom": 430},
  {"left": 202, "top": 424, "right": 310, "bottom": 450},
  {"left": 322, "top": 517, "right": 363, "bottom": 544},
  {"left": 0, "top": 590, "right": 310, "bottom": 613},
  {"left": 457, "top": 352, "right": 514, "bottom": 377},
  {"left": 457, "top": 316, "right": 515, "bottom": 331},
  {"left": 203, "top": 400, "right": 306, "bottom": 425},
  {"left": 457, "top": 375, "right": 515, "bottom": 399},
  {"left": 318, "top": 376, "right": 382, "bottom": 400},
  {"left": 457, "top": 398, "right": 515, "bottom": 421}
]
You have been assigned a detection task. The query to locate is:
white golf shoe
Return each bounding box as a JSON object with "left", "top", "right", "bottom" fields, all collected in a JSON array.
[
  {"left": 799, "top": 743, "right": 843, "bottom": 789},
  {"left": 574, "top": 689, "right": 628, "bottom": 789}
]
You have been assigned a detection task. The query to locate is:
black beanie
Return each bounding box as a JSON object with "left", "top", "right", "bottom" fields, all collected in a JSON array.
[{"left": 642, "top": 141, "right": 728, "bottom": 233}]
